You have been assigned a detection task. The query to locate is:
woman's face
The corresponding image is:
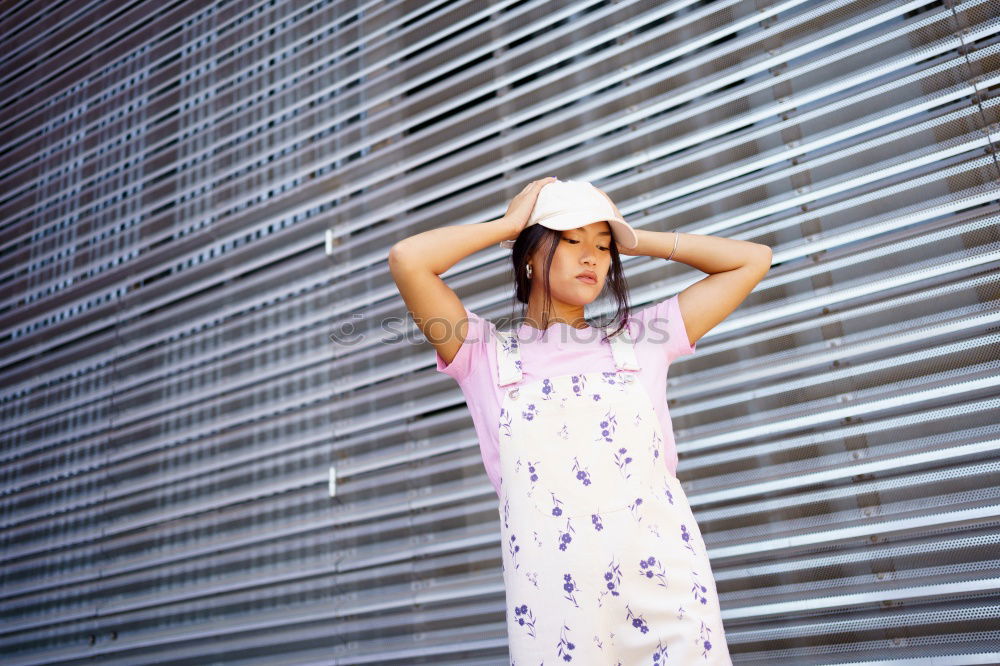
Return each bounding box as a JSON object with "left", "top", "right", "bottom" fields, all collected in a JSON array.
[{"left": 529, "top": 220, "right": 613, "bottom": 307}]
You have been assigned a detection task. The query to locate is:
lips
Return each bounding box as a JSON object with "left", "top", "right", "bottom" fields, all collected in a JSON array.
[{"left": 576, "top": 271, "right": 597, "bottom": 285}]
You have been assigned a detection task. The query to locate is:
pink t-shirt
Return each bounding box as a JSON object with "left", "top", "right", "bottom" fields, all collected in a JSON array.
[{"left": 435, "top": 294, "right": 697, "bottom": 500}]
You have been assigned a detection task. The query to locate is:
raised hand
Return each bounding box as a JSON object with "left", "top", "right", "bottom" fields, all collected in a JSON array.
[{"left": 503, "top": 177, "right": 558, "bottom": 242}]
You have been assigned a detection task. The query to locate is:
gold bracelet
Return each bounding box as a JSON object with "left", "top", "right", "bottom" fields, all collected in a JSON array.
[{"left": 666, "top": 231, "right": 680, "bottom": 261}]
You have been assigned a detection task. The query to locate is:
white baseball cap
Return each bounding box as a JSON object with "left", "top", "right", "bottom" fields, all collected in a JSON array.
[{"left": 498, "top": 179, "right": 639, "bottom": 250}]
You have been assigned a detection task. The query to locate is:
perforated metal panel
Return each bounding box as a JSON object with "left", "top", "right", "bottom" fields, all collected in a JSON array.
[{"left": 1, "top": 1, "right": 998, "bottom": 664}]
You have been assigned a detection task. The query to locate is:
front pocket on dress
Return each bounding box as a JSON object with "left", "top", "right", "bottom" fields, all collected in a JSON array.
[
  {"left": 498, "top": 373, "right": 663, "bottom": 522},
  {"left": 522, "top": 445, "right": 654, "bottom": 520}
]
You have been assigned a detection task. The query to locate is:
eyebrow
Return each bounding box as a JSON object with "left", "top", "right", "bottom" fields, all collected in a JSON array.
[{"left": 565, "top": 229, "right": 613, "bottom": 236}]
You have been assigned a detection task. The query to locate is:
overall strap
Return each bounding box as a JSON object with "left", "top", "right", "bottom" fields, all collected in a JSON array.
[
  {"left": 605, "top": 324, "right": 642, "bottom": 372},
  {"left": 494, "top": 329, "right": 523, "bottom": 387}
]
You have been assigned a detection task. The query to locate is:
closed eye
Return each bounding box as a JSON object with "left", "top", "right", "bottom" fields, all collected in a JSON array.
[{"left": 564, "top": 238, "right": 610, "bottom": 251}]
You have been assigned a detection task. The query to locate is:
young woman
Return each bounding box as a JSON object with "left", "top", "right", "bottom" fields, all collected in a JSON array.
[{"left": 388, "top": 177, "right": 771, "bottom": 664}]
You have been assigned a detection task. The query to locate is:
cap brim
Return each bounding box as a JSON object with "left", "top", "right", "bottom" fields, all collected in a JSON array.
[
  {"left": 608, "top": 218, "right": 639, "bottom": 249},
  {"left": 498, "top": 215, "right": 638, "bottom": 250}
]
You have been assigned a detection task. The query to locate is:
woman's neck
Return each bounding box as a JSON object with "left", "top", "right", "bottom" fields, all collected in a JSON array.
[{"left": 521, "top": 309, "right": 589, "bottom": 330}]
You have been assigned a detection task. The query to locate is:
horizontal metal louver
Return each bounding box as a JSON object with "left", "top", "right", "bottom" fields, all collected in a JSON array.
[{"left": 1, "top": 0, "right": 997, "bottom": 664}]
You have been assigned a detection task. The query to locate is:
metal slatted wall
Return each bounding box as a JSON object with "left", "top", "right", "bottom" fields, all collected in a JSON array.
[{"left": 1, "top": 1, "right": 998, "bottom": 665}]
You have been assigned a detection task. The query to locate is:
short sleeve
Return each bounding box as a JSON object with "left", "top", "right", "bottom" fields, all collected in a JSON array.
[
  {"left": 434, "top": 307, "right": 494, "bottom": 383},
  {"left": 631, "top": 294, "right": 696, "bottom": 364}
]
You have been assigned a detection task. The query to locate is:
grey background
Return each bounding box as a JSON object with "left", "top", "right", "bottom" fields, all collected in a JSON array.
[{"left": 1, "top": 1, "right": 998, "bottom": 664}]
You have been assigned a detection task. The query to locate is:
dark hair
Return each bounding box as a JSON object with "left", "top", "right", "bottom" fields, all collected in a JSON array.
[{"left": 508, "top": 223, "right": 631, "bottom": 339}]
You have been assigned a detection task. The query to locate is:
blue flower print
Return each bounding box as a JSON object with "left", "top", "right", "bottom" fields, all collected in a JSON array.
[
  {"left": 522, "top": 403, "right": 537, "bottom": 421},
  {"left": 595, "top": 410, "right": 618, "bottom": 443},
  {"left": 541, "top": 378, "right": 554, "bottom": 400},
  {"left": 507, "top": 533, "right": 520, "bottom": 569},
  {"left": 570, "top": 374, "right": 586, "bottom": 396},
  {"left": 521, "top": 459, "right": 539, "bottom": 485},
  {"left": 600, "top": 557, "right": 622, "bottom": 603},
  {"left": 680, "top": 523, "right": 697, "bottom": 555},
  {"left": 638, "top": 555, "right": 668, "bottom": 589},
  {"left": 557, "top": 623, "right": 576, "bottom": 661},
  {"left": 557, "top": 517, "right": 575, "bottom": 552},
  {"left": 628, "top": 495, "right": 644, "bottom": 522},
  {"left": 591, "top": 512, "right": 604, "bottom": 531},
  {"left": 600, "top": 371, "right": 619, "bottom": 386},
  {"left": 571, "top": 457, "right": 591, "bottom": 486},
  {"left": 562, "top": 573, "right": 580, "bottom": 608},
  {"left": 661, "top": 480, "right": 675, "bottom": 505},
  {"left": 499, "top": 407, "right": 512, "bottom": 438},
  {"left": 698, "top": 619, "right": 714, "bottom": 658},
  {"left": 651, "top": 638, "right": 670, "bottom": 664},
  {"left": 691, "top": 570, "right": 709, "bottom": 605},
  {"left": 546, "top": 491, "right": 565, "bottom": 517},
  {"left": 557, "top": 422, "right": 570, "bottom": 440},
  {"left": 625, "top": 603, "right": 650, "bottom": 634},
  {"left": 613, "top": 446, "right": 633, "bottom": 477},
  {"left": 501, "top": 334, "right": 519, "bottom": 356},
  {"left": 592, "top": 392, "right": 602, "bottom": 402},
  {"left": 512, "top": 602, "right": 536, "bottom": 638}
]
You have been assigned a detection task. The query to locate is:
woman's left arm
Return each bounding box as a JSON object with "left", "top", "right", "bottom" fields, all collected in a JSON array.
[{"left": 621, "top": 229, "right": 772, "bottom": 348}]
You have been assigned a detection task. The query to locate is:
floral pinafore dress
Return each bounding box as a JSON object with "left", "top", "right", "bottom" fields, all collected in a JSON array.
[{"left": 494, "top": 325, "right": 732, "bottom": 665}]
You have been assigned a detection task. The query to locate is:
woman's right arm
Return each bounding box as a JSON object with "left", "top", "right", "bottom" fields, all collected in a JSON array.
[
  {"left": 388, "top": 177, "right": 555, "bottom": 365},
  {"left": 388, "top": 216, "right": 514, "bottom": 365}
]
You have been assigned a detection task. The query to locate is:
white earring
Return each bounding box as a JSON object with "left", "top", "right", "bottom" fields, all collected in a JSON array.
[{"left": 525, "top": 264, "right": 532, "bottom": 278}]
